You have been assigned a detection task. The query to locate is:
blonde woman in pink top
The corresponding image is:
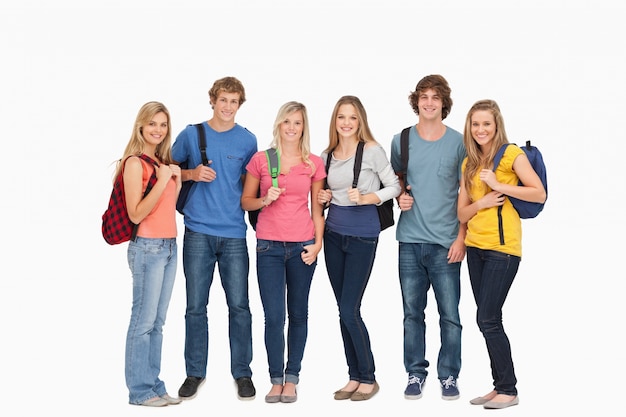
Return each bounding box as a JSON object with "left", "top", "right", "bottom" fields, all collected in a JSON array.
[
  {"left": 242, "top": 101, "right": 326, "bottom": 404},
  {"left": 117, "top": 101, "right": 182, "bottom": 407}
]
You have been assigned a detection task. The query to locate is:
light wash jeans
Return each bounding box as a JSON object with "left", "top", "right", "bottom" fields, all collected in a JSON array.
[
  {"left": 182, "top": 228, "right": 253, "bottom": 380},
  {"left": 125, "top": 237, "right": 177, "bottom": 404},
  {"left": 256, "top": 239, "right": 316, "bottom": 385},
  {"left": 398, "top": 242, "right": 462, "bottom": 381}
]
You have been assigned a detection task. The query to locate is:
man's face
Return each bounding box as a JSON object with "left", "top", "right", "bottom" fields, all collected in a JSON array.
[
  {"left": 212, "top": 91, "right": 241, "bottom": 124},
  {"left": 417, "top": 88, "right": 443, "bottom": 121}
]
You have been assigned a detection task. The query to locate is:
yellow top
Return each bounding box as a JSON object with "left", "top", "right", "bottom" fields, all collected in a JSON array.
[{"left": 463, "top": 145, "right": 524, "bottom": 257}]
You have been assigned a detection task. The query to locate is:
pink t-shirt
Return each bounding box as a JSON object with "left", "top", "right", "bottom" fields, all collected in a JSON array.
[
  {"left": 246, "top": 151, "right": 325, "bottom": 242},
  {"left": 136, "top": 158, "right": 177, "bottom": 238}
]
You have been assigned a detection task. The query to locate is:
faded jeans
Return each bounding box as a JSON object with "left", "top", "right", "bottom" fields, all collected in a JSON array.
[
  {"left": 398, "top": 242, "right": 462, "bottom": 381},
  {"left": 125, "top": 237, "right": 177, "bottom": 404}
]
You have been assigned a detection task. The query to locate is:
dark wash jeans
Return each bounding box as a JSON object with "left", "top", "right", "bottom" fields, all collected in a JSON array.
[
  {"left": 466, "top": 246, "right": 520, "bottom": 396},
  {"left": 324, "top": 228, "right": 378, "bottom": 384},
  {"left": 182, "top": 228, "right": 253, "bottom": 380},
  {"left": 256, "top": 239, "right": 316, "bottom": 385}
]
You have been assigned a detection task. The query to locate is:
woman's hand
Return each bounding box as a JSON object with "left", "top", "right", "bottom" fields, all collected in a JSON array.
[
  {"left": 479, "top": 190, "right": 506, "bottom": 209},
  {"left": 347, "top": 187, "right": 362, "bottom": 205},
  {"left": 479, "top": 169, "right": 500, "bottom": 190},
  {"left": 317, "top": 189, "right": 332, "bottom": 206},
  {"left": 263, "top": 186, "right": 283, "bottom": 205}
]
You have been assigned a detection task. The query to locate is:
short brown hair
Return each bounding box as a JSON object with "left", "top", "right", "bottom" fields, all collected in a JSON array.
[{"left": 208, "top": 76, "right": 246, "bottom": 106}]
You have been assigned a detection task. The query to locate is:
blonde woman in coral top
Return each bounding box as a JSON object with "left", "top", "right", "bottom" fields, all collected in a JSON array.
[{"left": 117, "top": 101, "right": 182, "bottom": 407}]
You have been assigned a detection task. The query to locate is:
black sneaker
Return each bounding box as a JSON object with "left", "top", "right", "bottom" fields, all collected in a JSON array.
[
  {"left": 235, "top": 377, "right": 256, "bottom": 400},
  {"left": 178, "top": 376, "right": 205, "bottom": 399}
]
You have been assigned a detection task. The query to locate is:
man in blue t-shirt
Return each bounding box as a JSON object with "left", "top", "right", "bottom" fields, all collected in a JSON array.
[
  {"left": 172, "top": 76, "right": 258, "bottom": 402},
  {"left": 390, "top": 74, "right": 467, "bottom": 402}
]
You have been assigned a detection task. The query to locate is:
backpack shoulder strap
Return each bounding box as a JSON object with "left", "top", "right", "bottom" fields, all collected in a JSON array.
[
  {"left": 195, "top": 123, "right": 209, "bottom": 166},
  {"left": 138, "top": 153, "right": 160, "bottom": 168},
  {"left": 324, "top": 149, "right": 333, "bottom": 190},
  {"left": 129, "top": 154, "right": 160, "bottom": 241},
  {"left": 400, "top": 126, "right": 411, "bottom": 191},
  {"left": 352, "top": 141, "right": 365, "bottom": 188},
  {"left": 136, "top": 154, "right": 159, "bottom": 194},
  {"left": 265, "top": 148, "right": 280, "bottom": 187},
  {"left": 492, "top": 143, "right": 514, "bottom": 245},
  {"left": 492, "top": 143, "right": 510, "bottom": 172}
]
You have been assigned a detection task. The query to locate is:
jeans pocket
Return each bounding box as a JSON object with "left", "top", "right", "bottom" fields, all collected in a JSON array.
[{"left": 256, "top": 239, "right": 271, "bottom": 253}]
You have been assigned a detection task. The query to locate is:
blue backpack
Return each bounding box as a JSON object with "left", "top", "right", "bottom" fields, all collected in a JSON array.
[
  {"left": 492, "top": 141, "right": 547, "bottom": 219},
  {"left": 492, "top": 141, "right": 547, "bottom": 245}
]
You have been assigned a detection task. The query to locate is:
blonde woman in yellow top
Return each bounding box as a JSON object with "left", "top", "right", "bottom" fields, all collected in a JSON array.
[{"left": 457, "top": 99, "right": 546, "bottom": 410}]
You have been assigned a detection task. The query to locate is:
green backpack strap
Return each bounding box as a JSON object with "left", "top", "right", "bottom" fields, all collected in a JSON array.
[{"left": 265, "top": 148, "right": 280, "bottom": 187}]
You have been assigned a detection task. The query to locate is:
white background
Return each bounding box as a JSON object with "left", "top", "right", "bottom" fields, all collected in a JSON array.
[{"left": 1, "top": 1, "right": 624, "bottom": 416}]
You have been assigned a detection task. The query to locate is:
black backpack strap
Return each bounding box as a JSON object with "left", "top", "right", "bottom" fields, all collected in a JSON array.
[
  {"left": 492, "top": 143, "right": 510, "bottom": 246},
  {"left": 324, "top": 149, "right": 333, "bottom": 190},
  {"left": 400, "top": 126, "right": 411, "bottom": 192},
  {"left": 352, "top": 141, "right": 365, "bottom": 188},
  {"left": 195, "top": 123, "right": 209, "bottom": 166}
]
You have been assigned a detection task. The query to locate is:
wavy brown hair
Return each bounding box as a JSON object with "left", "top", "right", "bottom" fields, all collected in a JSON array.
[{"left": 408, "top": 74, "right": 453, "bottom": 120}]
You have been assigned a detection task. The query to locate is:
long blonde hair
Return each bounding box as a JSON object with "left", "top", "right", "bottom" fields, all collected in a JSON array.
[
  {"left": 269, "top": 101, "right": 316, "bottom": 175},
  {"left": 114, "top": 101, "right": 173, "bottom": 179},
  {"left": 462, "top": 99, "right": 509, "bottom": 197},
  {"left": 324, "top": 95, "right": 378, "bottom": 154}
]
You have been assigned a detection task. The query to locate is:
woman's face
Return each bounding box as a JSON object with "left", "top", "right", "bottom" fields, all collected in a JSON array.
[
  {"left": 335, "top": 104, "right": 359, "bottom": 139},
  {"left": 279, "top": 110, "right": 304, "bottom": 145},
  {"left": 470, "top": 110, "right": 496, "bottom": 148},
  {"left": 142, "top": 111, "right": 168, "bottom": 145}
]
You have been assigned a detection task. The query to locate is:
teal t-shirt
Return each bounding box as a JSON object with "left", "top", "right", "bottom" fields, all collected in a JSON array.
[{"left": 390, "top": 125, "right": 466, "bottom": 248}]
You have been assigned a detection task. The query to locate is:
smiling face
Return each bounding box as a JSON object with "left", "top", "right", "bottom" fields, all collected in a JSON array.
[
  {"left": 470, "top": 109, "right": 497, "bottom": 150},
  {"left": 335, "top": 103, "right": 359, "bottom": 140},
  {"left": 279, "top": 110, "right": 304, "bottom": 145},
  {"left": 211, "top": 91, "right": 241, "bottom": 125},
  {"left": 417, "top": 88, "right": 443, "bottom": 121},
  {"left": 142, "top": 111, "right": 168, "bottom": 146}
]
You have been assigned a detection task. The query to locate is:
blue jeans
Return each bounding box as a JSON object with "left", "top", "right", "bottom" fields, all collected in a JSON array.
[
  {"left": 466, "top": 247, "right": 520, "bottom": 396},
  {"left": 398, "top": 242, "right": 462, "bottom": 380},
  {"left": 182, "top": 228, "right": 252, "bottom": 379},
  {"left": 256, "top": 239, "right": 316, "bottom": 385},
  {"left": 324, "top": 228, "right": 378, "bottom": 384},
  {"left": 125, "top": 237, "right": 177, "bottom": 404}
]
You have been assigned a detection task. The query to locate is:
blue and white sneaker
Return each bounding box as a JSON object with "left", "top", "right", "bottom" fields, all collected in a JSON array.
[
  {"left": 440, "top": 376, "right": 460, "bottom": 400},
  {"left": 404, "top": 374, "right": 425, "bottom": 400}
]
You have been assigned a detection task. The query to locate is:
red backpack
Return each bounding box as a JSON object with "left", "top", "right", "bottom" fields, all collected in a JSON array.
[{"left": 102, "top": 154, "right": 159, "bottom": 245}]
